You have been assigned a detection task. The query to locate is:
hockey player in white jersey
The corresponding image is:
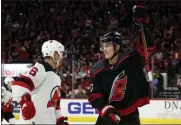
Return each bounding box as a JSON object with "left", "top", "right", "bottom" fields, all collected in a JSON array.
[
  {"left": 2, "top": 77, "right": 16, "bottom": 124},
  {"left": 4, "top": 77, "right": 14, "bottom": 91},
  {"left": 12, "top": 40, "right": 69, "bottom": 125}
]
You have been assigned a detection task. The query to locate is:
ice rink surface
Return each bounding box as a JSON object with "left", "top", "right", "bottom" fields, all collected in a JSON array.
[
  {"left": 3, "top": 120, "right": 181, "bottom": 124},
  {"left": 2, "top": 120, "right": 94, "bottom": 124},
  {"left": 1, "top": 120, "right": 165, "bottom": 125}
]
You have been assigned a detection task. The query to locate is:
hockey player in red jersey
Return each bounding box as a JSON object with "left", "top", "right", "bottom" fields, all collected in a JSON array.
[
  {"left": 88, "top": 5, "right": 156, "bottom": 125},
  {"left": 12, "top": 40, "right": 69, "bottom": 125}
]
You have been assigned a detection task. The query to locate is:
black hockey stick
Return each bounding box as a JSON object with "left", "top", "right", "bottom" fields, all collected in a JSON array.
[{"left": 139, "top": 22, "right": 153, "bottom": 82}]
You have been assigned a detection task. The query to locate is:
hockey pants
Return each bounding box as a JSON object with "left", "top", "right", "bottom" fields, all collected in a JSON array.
[{"left": 1, "top": 108, "right": 15, "bottom": 122}]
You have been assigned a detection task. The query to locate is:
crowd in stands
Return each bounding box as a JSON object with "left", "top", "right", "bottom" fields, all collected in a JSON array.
[{"left": 2, "top": 0, "right": 181, "bottom": 98}]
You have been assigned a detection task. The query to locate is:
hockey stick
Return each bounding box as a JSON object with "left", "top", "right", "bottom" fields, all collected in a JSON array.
[{"left": 139, "top": 22, "right": 153, "bottom": 82}]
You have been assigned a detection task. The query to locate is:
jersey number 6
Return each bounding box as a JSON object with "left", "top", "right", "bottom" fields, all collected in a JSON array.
[
  {"left": 109, "top": 71, "right": 127, "bottom": 102},
  {"left": 29, "top": 67, "right": 38, "bottom": 76}
]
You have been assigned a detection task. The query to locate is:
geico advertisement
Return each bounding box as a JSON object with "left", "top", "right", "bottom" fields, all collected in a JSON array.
[
  {"left": 60, "top": 99, "right": 98, "bottom": 117},
  {"left": 13, "top": 99, "right": 181, "bottom": 119},
  {"left": 2, "top": 63, "right": 32, "bottom": 77}
]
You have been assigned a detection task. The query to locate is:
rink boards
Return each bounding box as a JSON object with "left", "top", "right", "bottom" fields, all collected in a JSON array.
[{"left": 12, "top": 99, "right": 181, "bottom": 124}]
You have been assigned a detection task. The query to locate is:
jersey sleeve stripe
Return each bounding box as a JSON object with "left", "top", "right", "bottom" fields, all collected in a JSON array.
[
  {"left": 137, "top": 41, "right": 156, "bottom": 51},
  {"left": 88, "top": 93, "right": 103, "bottom": 100},
  {"left": 117, "top": 56, "right": 130, "bottom": 66},
  {"left": 136, "top": 46, "right": 156, "bottom": 57},
  {"left": 90, "top": 67, "right": 105, "bottom": 78},
  {"left": 138, "top": 44, "right": 156, "bottom": 52},
  {"left": 88, "top": 94, "right": 104, "bottom": 104},
  {"left": 14, "top": 75, "right": 35, "bottom": 91},
  {"left": 135, "top": 42, "right": 156, "bottom": 57},
  {"left": 13, "top": 81, "right": 32, "bottom": 91},
  {"left": 147, "top": 45, "right": 156, "bottom": 51},
  {"left": 116, "top": 97, "right": 150, "bottom": 116}
]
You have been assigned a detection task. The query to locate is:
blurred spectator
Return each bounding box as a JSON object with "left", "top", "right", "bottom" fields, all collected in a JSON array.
[
  {"left": 153, "top": 69, "right": 164, "bottom": 97},
  {"left": 155, "top": 50, "right": 164, "bottom": 66},
  {"left": 155, "top": 50, "right": 163, "bottom": 60},
  {"left": 75, "top": 84, "right": 86, "bottom": 98},
  {"left": 80, "top": 77, "right": 90, "bottom": 92},
  {"left": 63, "top": 84, "right": 72, "bottom": 98},
  {"left": 64, "top": 71, "right": 72, "bottom": 86},
  {"left": 75, "top": 68, "right": 86, "bottom": 79}
]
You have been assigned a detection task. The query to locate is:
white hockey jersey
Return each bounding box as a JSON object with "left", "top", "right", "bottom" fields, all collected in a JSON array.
[
  {"left": 2, "top": 86, "right": 13, "bottom": 108},
  {"left": 12, "top": 61, "right": 62, "bottom": 124}
]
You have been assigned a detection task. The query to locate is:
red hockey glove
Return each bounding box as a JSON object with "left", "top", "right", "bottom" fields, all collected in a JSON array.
[
  {"left": 133, "top": 5, "right": 149, "bottom": 24},
  {"left": 3, "top": 103, "right": 14, "bottom": 112},
  {"left": 99, "top": 105, "right": 121, "bottom": 125},
  {"left": 56, "top": 117, "right": 69, "bottom": 125},
  {"left": 19, "top": 93, "right": 36, "bottom": 120}
]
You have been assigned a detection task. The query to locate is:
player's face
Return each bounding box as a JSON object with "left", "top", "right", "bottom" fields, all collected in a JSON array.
[
  {"left": 10, "top": 81, "right": 13, "bottom": 86},
  {"left": 58, "top": 52, "right": 63, "bottom": 60},
  {"left": 7, "top": 82, "right": 13, "bottom": 89},
  {"left": 58, "top": 52, "right": 63, "bottom": 66},
  {"left": 54, "top": 51, "right": 63, "bottom": 67},
  {"left": 102, "top": 42, "right": 114, "bottom": 59}
]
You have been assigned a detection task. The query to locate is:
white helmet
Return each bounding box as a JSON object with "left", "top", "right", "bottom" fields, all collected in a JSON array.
[
  {"left": 4, "top": 77, "right": 14, "bottom": 85},
  {"left": 41, "top": 40, "right": 65, "bottom": 59}
]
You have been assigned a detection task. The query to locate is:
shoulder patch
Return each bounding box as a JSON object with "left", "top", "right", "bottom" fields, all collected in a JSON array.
[{"left": 90, "top": 60, "right": 105, "bottom": 77}]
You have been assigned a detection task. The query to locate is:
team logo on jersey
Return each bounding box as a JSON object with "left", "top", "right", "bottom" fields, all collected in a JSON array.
[
  {"left": 109, "top": 70, "right": 128, "bottom": 103},
  {"left": 47, "top": 86, "right": 61, "bottom": 108}
]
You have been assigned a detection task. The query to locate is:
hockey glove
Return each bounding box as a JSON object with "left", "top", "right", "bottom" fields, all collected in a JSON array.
[
  {"left": 19, "top": 93, "right": 36, "bottom": 120},
  {"left": 56, "top": 117, "right": 69, "bottom": 125},
  {"left": 100, "top": 105, "right": 121, "bottom": 125},
  {"left": 133, "top": 5, "right": 149, "bottom": 24},
  {"left": 55, "top": 103, "right": 69, "bottom": 125},
  {"left": 3, "top": 103, "right": 14, "bottom": 112}
]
